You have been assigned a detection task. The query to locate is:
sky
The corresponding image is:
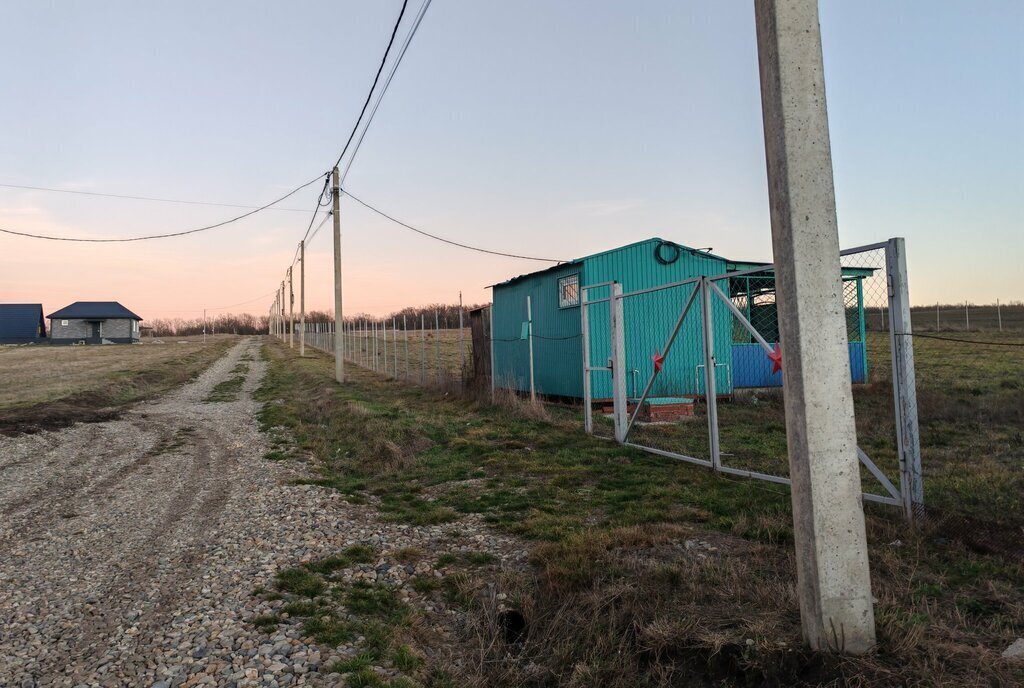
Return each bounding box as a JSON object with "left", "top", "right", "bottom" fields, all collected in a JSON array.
[{"left": 0, "top": 0, "right": 1021, "bottom": 321}]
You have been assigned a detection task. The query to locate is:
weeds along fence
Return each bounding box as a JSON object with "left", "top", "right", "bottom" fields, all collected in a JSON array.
[{"left": 283, "top": 310, "right": 481, "bottom": 389}]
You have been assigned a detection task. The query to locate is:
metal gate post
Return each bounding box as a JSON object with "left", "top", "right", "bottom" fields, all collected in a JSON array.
[
  {"left": 609, "top": 283, "right": 628, "bottom": 442},
  {"left": 526, "top": 295, "right": 536, "bottom": 402},
  {"left": 581, "top": 288, "right": 593, "bottom": 434},
  {"left": 700, "top": 278, "right": 722, "bottom": 470},
  {"left": 886, "top": 237, "right": 924, "bottom": 520}
]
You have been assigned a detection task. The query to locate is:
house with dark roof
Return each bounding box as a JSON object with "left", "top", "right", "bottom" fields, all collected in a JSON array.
[
  {"left": 47, "top": 301, "right": 142, "bottom": 344},
  {"left": 0, "top": 304, "right": 47, "bottom": 344}
]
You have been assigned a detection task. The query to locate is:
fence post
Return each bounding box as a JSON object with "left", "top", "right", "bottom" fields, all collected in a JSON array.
[
  {"left": 886, "top": 238, "right": 924, "bottom": 520},
  {"left": 404, "top": 315, "right": 410, "bottom": 379},
  {"left": 581, "top": 287, "right": 593, "bottom": 434},
  {"left": 459, "top": 293, "right": 466, "bottom": 386},
  {"left": 936, "top": 302, "right": 939, "bottom": 331},
  {"left": 393, "top": 317, "right": 398, "bottom": 377},
  {"left": 488, "top": 306, "right": 496, "bottom": 402},
  {"left": 383, "top": 319, "right": 389, "bottom": 377},
  {"left": 435, "top": 311, "right": 441, "bottom": 385},
  {"left": 699, "top": 278, "right": 721, "bottom": 470},
  {"left": 965, "top": 301, "right": 970, "bottom": 330},
  {"left": 609, "top": 283, "right": 627, "bottom": 442},
  {"left": 525, "top": 295, "right": 536, "bottom": 402},
  {"left": 997, "top": 298, "right": 1002, "bottom": 332}
]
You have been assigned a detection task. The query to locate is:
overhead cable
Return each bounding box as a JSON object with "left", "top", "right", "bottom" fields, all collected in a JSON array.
[
  {"left": 0, "top": 182, "right": 310, "bottom": 212},
  {"left": 338, "top": 0, "right": 433, "bottom": 186},
  {"left": 0, "top": 174, "right": 328, "bottom": 243},
  {"left": 331, "top": 0, "right": 410, "bottom": 170},
  {"left": 342, "top": 190, "right": 563, "bottom": 263}
]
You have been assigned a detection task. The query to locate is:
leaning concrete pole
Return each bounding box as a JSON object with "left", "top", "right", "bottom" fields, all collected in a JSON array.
[
  {"left": 754, "top": 0, "right": 875, "bottom": 653},
  {"left": 331, "top": 167, "right": 344, "bottom": 383}
]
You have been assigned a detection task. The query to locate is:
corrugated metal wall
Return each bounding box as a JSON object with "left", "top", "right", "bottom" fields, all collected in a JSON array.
[
  {"left": 582, "top": 240, "right": 732, "bottom": 400},
  {"left": 491, "top": 262, "right": 583, "bottom": 397}
]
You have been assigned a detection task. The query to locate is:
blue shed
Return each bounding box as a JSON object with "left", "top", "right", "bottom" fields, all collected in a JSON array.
[
  {"left": 0, "top": 304, "right": 47, "bottom": 343},
  {"left": 491, "top": 238, "right": 870, "bottom": 401}
]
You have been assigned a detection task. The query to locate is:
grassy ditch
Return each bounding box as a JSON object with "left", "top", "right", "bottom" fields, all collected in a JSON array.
[
  {"left": 0, "top": 338, "right": 235, "bottom": 434},
  {"left": 256, "top": 339, "right": 1024, "bottom": 687},
  {"left": 204, "top": 361, "right": 249, "bottom": 402}
]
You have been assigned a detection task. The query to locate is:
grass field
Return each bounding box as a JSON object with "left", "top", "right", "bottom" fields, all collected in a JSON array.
[
  {"left": 257, "top": 337, "right": 1024, "bottom": 686},
  {"left": 333, "top": 326, "right": 1024, "bottom": 532},
  {"left": 0, "top": 336, "right": 235, "bottom": 433}
]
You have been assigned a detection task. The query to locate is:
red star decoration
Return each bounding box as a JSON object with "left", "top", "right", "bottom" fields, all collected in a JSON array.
[
  {"left": 768, "top": 342, "right": 782, "bottom": 374},
  {"left": 652, "top": 350, "right": 665, "bottom": 373}
]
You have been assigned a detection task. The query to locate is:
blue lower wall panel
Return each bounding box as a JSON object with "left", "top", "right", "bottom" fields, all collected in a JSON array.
[{"left": 732, "top": 342, "right": 867, "bottom": 388}]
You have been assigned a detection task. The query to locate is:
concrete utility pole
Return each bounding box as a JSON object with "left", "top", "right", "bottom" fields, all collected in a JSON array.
[
  {"left": 299, "top": 240, "right": 306, "bottom": 356},
  {"left": 288, "top": 266, "right": 295, "bottom": 349},
  {"left": 332, "top": 167, "right": 344, "bottom": 382},
  {"left": 754, "top": 0, "right": 875, "bottom": 654},
  {"left": 203, "top": 308, "right": 207, "bottom": 344}
]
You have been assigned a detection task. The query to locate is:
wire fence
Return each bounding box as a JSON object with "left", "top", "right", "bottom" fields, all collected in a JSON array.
[
  {"left": 286, "top": 310, "right": 480, "bottom": 390},
  {"left": 866, "top": 302, "right": 1023, "bottom": 333}
]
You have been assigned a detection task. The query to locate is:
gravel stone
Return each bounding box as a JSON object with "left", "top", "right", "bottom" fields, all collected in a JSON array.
[{"left": 0, "top": 337, "right": 525, "bottom": 687}]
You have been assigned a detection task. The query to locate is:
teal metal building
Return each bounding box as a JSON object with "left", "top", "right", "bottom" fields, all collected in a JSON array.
[{"left": 491, "top": 238, "right": 870, "bottom": 401}]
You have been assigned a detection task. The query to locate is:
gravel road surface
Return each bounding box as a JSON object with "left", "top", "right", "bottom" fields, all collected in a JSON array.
[{"left": 0, "top": 338, "right": 522, "bottom": 687}]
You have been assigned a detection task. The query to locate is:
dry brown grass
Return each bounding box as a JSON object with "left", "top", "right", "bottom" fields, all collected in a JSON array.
[
  {"left": 0, "top": 336, "right": 235, "bottom": 433},
  {"left": 0, "top": 336, "right": 236, "bottom": 409}
]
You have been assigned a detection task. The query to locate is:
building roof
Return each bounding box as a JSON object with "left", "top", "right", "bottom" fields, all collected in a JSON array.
[
  {"left": 0, "top": 304, "right": 46, "bottom": 339},
  {"left": 47, "top": 301, "right": 142, "bottom": 321},
  {"left": 490, "top": 236, "right": 876, "bottom": 290},
  {"left": 489, "top": 237, "right": 727, "bottom": 289}
]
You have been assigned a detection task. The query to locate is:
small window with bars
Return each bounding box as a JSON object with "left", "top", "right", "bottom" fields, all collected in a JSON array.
[{"left": 558, "top": 274, "right": 580, "bottom": 309}]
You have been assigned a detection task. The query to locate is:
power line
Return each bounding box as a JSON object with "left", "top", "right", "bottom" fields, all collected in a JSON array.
[
  {"left": 332, "top": 0, "right": 410, "bottom": 170},
  {"left": 158, "top": 290, "right": 281, "bottom": 314},
  {"left": 342, "top": 190, "right": 564, "bottom": 263},
  {"left": 0, "top": 174, "right": 328, "bottom": 243},
  {"left": 306, "top": 210, "right": 334, "bottom": 245},
  {"left": 339, "top": 0, "right": 433, "bottom": 187},
  {"left": 0, "top": 182, "right": 310, "bottom": 212},
  {"left": 300, "top": 175, "right": 334, "bottom": 245}
]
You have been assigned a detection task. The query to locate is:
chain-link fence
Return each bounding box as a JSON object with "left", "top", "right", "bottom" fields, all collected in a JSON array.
[
  {"left": 277, "top": 308, "right": 479, "bottom": 390},
  {"left": 583, "top": 239, "right": 916, "bottom": 516}
]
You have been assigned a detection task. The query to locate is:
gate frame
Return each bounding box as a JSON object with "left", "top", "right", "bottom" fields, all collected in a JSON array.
[{"left": 581, "top": 237, "right": 924, "bottom": 520}]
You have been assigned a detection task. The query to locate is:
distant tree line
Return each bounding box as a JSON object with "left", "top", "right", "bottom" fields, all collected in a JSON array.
[
  {"left": 146, "top": 313, "right": 269, "bottom": 337},
  {"left": 346, "top": 303, "right": 487, "bottom": 330},
  {"left": 144, "top": 303, "right": 487, "bottom": 336}
]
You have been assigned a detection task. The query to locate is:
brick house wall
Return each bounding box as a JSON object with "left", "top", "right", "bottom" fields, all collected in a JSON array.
[{"left": 50, "top": 318, "right": 139, "bottom": 342}]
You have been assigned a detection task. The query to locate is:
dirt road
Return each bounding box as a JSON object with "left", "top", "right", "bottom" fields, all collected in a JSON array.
[{"left": 0, "top": 338, "right": 321, "bottom": 687}]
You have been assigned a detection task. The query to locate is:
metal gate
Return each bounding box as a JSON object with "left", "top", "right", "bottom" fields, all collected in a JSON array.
[{"left": 581, "top": 239, "right": 923, "bottom": 519}]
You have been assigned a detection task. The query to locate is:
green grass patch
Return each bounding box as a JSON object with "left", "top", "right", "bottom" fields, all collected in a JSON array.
[
  {"left": 204, "top": 373, "right": 246, "bottom": 402},
  {"left": 274, "top": 568, "right": 326, "bottom": 598}
]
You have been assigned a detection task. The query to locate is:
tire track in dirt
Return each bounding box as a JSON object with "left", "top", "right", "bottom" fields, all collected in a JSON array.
[{"left": 0, "top": 337, "right": 260, "bottom": 686}]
